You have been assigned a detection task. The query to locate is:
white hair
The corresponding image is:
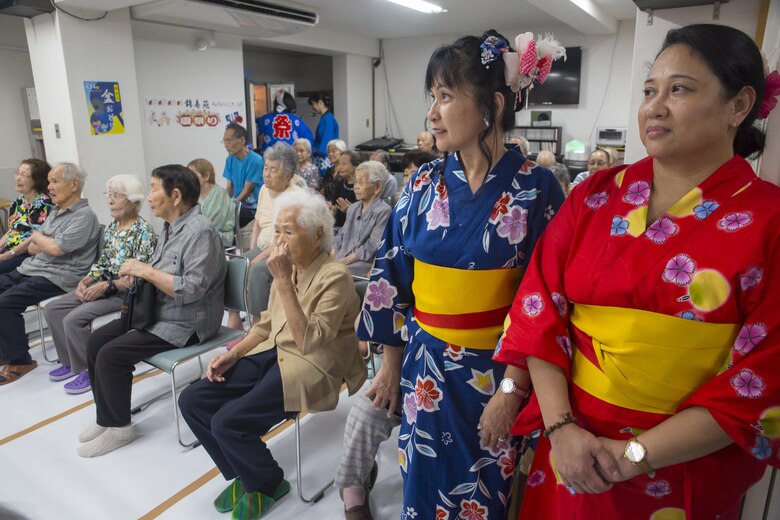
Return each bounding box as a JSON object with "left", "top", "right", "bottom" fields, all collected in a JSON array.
[
  {"left": 356, "top": 160, "right": 389, "bottom": 191},
  {"left": 293, "top": 138, "right": 311, "bottom": 154},
  {"left": 326, "top": 139, "right": 348, "bottom": 153},
  {"left": 263, "top": 142, "right": 297, "bottom": 177},
  {"left": 272, "top": 190, "right": 334, "bottom": 252},
  {"left": 57, "top": 162, "right": 87, "bottom": 191},
  {"left": 106, "top": 175, "right": 146, "bottom": 208}
]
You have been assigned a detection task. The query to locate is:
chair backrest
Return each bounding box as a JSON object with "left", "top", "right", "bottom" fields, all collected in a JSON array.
[
  {"left": 352, "top": 275, "right": 369, "bottom": 302},
  {"left": 224, "top": 253, "right": 249, "bottom": 314},
  {"left": 233, "top": 201, "right": 241, "bottom": 246},
  {"left": 95, "top": 224, "right": 106, "bottom": 261}
]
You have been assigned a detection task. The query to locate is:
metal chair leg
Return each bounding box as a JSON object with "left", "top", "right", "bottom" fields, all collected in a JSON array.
[
  {"left": 172, "top": 358, "right": 201, "bottom": 449},
  {"left": 295, "top": 414, "right": 334, "bottom": 503},
  {"left": 37, "top": 305, "right": 58, "bottom": 363}
]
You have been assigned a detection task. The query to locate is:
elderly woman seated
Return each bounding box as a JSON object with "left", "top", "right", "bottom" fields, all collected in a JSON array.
[
  {"left": 294, "top": 138, "right": 321, "bottom": 191},
  {"left": 179, "top": 190, "right": 367, "bottom": 520},
  {"left": 332, "top": 161, "right": 392, "bottom": 277},
  {"left": 0, "top": 158, "right": 52, "bottom": 274},
  {"left": 188, "top": 158, "right": 235, "bottom": 248},
  {"left": 76, "top": 165, "right": 226, "bottom": 458},
  {"left": 367, "top": 150, "right": 398, "bottom": 200},
  {"left": 226, "top": 143, "right": 305, "bottom": 328},
  {"left": 45, "top": 175, "right": 156, "bottom": 394}
]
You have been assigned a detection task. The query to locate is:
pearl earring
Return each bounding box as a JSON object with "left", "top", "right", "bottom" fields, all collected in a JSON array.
[{"left": 483, "top": 117, "right": 490, "bottom": 127}]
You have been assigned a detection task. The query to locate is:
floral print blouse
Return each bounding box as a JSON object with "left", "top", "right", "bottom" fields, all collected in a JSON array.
[
  {"left": 89, "top": 217, "right": 157, "bottom": 280},
  {"left": 4, "top": 193, "right": 53, "bottom": 250}
]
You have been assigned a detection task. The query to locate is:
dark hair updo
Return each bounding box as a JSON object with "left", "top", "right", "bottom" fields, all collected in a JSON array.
[
  {"left": 658, "top": 24, "right": 766, "bottom": 158},
  {"left": 425, "top": 29, "right": 517, "bottom": 172}
]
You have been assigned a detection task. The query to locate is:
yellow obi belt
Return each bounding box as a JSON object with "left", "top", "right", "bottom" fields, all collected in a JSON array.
[
  {"left": 412, "top": 259, "right": 523, "bottom": 349},
  {"left": 570, "top": 304, "right": 739, "bottom": 415}
]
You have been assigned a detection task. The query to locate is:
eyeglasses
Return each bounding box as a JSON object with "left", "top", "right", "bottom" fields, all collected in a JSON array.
[
  {"left": 103, "top": 191, "right": 126, "bottom": 201},
  {"left": 588, "top": 160, "right": 608, "bottom": 166},
  {"left": 221, "top": 137, "right": 239, "bottom": 144},
  {"left": 14, "top": 170, "right": 31, "bottom": 178}
]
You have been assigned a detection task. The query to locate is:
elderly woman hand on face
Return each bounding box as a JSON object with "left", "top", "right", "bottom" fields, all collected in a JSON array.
[
  {"left": 188, "top": 158, "right": 235, "bottom": 248},
  {"left": 226, "top": 143, "right": 306, "bottom": 330},
  {"left": 76, "top": 165, "right": 226, "bottom": 459},
  {"left": 0, "top": 159, "right": 53, "bottom": 274},
  {"left": 44, "top": 175, "right": 156, "bottom": 395},
  {"left": 179, "top": 189, "right": 366, "bottom": 520}
]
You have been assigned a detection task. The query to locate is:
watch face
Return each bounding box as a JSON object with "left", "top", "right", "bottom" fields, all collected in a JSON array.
[
  {"left": 625, "top": 441, "right": 646, "bottom": 463},
  {"left": 500, "top": 378, "right": 515, "bottom": 393}
]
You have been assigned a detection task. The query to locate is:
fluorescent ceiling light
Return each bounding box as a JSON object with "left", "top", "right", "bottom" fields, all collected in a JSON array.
[{"left": 385, "top": 0, "right": 447, "bottom": 14}]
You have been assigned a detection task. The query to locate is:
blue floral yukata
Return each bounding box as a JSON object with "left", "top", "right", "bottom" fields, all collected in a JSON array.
[{"left": 357, "top": 145, "right": 564, "bottom": 520}]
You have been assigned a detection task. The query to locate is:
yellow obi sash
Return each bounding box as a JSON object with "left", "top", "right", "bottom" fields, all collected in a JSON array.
[
  {"left": 412, "top": 259, "right": 522, "bottom": 349},
  {"left": 570, "top": 304, "right": 739, "bottom": 415}
]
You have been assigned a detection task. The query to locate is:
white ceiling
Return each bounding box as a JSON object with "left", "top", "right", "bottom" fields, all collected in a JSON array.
[{"left": 57, "top": 0, "right": 638, "bottom": 40}]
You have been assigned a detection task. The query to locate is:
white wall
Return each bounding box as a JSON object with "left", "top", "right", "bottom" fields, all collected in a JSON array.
[
  {"left": 373, "top": 20, "right": 636, "bottom": 149},
  {"left": 333, "top": 54, "right": 374, "bottom": 148},
  {"left": 0, "top": 14, "right": 35, "bottom": 200},
  {"left": 624, "top": 0, "right": 763, "bottom": 162},
  {"left": 132, "top": 21, "right": 245, "bottom": 190}
]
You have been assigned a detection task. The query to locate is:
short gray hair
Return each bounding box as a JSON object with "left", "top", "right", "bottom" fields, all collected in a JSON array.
[
  {"left": 356, "top": 161, "right": 389, "bottom": 191},
  {"left": 106, "top": 174, "right": 146, "bottom": 209},
  {"left": 57, "top": 162, "right": 87, "bottom": 191},
  {"left": 326, "top": 139, "right": 348, "bottom": 153},
  {"left": 293, "top": 138, "right": 311, "bottom": 154},
  {"left": 272, "top": 190, "right": 334, "bottom": 252},
  {"left": 263, "top": 142, "right": 297, "bottom": 178}
]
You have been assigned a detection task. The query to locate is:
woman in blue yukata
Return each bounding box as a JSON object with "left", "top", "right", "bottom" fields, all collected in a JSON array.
[{"left": 356, "top": 30, "right": 566, "bottom": 520}]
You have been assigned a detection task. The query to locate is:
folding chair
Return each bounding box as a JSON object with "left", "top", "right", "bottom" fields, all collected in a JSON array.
[{"left": 135, "top": 253, "right": 249, "bottom": 447}]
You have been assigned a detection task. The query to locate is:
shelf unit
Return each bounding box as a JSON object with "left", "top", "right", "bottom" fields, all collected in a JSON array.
[{"left": 507, "top": 126, "right": 562, "bottom": 155}]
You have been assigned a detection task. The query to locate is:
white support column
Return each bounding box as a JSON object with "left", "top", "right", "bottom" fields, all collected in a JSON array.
[{"left": 24, "top": 8, "right": 146, "bottom": 224}]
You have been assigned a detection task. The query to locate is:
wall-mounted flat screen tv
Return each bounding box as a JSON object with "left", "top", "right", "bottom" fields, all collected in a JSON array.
[{"left": 528, "top": 46, "right": 582, "bottom": 106}]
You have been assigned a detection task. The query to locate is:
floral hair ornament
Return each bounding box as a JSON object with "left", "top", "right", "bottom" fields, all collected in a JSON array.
[
  {"left": 480, "top": 35, "right": 510, "bottom": 68},
  {"left": 503, "top": 33, "right": 566, "bottom": 109},
  {"left": 759, "top": 70, "right": 780, "bottom": 119}
]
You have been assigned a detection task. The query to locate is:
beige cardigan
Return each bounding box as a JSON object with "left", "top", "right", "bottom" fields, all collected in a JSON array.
[{"left": 244, "top": 251, "right": 367, "bottom": 412}]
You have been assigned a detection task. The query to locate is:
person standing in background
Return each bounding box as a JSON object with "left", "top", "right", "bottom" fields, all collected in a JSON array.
[
  {"left": 308, "top": 92, "right": 339, "bottom": 173},
  {"left": 223, "top": 122, "right": 264, "bottom": 251},
  {"left": 256, "top": 91, "right": 314, "bottom": 153}
]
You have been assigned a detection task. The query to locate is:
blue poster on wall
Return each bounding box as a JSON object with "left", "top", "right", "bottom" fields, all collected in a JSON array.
[{"left": 84, "top": 81, "right": 125, "bottom": 135}]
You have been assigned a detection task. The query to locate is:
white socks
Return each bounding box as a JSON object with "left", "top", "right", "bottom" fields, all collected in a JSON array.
[
  {"left": 78, "top": 424, "right": 107, "bottom": 443},
  {"left": 77, "top": 425, "right": 135, "bottom": 458}
]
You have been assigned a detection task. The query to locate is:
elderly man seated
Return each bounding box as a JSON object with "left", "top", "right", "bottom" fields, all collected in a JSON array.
[
  {"left": 179, "top": 189, "right": 367, "bottom": 520},
  {"left": 0, "top": 162, "right": 100, "bottom": 385},
  {"left": 332, "top": 161, "right": 392, "bottom": 277}
]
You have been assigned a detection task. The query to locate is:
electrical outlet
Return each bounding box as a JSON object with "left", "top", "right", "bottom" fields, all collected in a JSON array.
[{"left": 55, "top": 124, "right": 61, "bottom": 138}]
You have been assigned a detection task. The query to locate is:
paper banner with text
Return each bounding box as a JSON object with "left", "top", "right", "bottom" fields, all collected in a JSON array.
[{"left": 144, "top": 98, "right": 245, "bottom": 128}]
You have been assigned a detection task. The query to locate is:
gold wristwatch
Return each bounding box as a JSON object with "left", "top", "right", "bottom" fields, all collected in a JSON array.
[{"left": 623, "top": 437, "right": 656, "bottom": 478}]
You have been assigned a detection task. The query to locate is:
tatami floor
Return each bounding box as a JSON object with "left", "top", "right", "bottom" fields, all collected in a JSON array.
[{"left": 0, "top": 327, "right": 403, "bottom": 520}]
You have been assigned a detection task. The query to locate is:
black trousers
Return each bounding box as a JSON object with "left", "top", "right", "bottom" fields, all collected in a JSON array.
[
  {"left": 86, "top": 319, "right": 189, "bottom": 427},
  {"left": 178, "top": 348, "right": 296, "bottom": 496},
  {"left": 0, "top": 270, "right": 64, "bottom": 364}
]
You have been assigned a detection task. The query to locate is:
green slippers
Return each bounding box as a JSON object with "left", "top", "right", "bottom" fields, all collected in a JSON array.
[
  {"left": 230, "top": 479, "right": 290, "bottom": 520},
  {"left": 214, "top": 479, "right": 246, "bottom": 513}
]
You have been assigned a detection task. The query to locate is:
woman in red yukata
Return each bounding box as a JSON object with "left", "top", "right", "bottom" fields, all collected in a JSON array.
[{"left": 495, "top": 23, "right": 780, "bottom": 519}]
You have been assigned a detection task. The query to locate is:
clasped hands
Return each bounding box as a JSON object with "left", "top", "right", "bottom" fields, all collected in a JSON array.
[{"left": 549, "top": 424, "right": 646, "bottom": 495}]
